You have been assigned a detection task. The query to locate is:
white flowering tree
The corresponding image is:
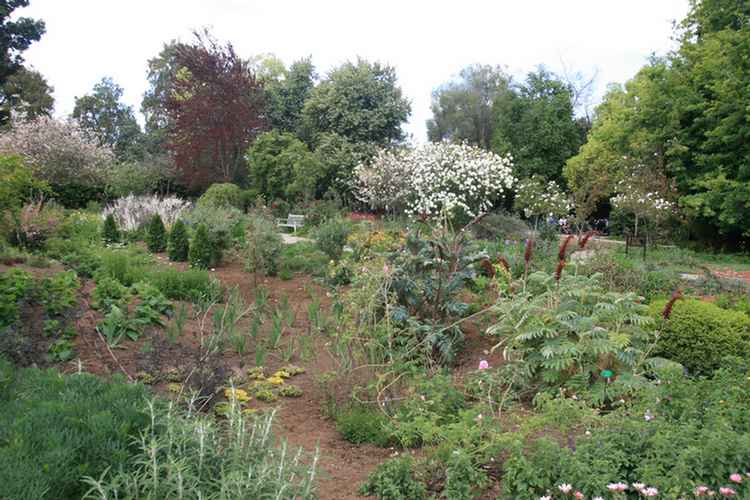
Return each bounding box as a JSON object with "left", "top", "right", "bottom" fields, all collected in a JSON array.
[
  {"left": 405, "top": 141, "right": 515, "bottom": 227},
  {"left": 0, "top": 115, "right": 115, "bottom": 188},
  {"left": 513, "top": 174, "right": 572, "bottom": 234},
  {"left": 348, "top": 148, "right": 411, "bottom": 223},
  {"left": 611, "top": 177, "right": 675, "bottom": 245}
]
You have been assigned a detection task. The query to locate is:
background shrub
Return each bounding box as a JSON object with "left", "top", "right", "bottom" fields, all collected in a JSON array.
[
  {"left": 337, "top": 406, "right": 391, "bottom": 447},
  {"left": 168, "top": 219, "right": 189, "bottom": 262},
  {"left": 646, "top": 298, "right": 750, "bottom": 376},
  {"left": 189, "top": 223, "right": 212, "bottom": 270},
  {"left": 198, "top": 182, "right": 242, "bottom": 210},
  {"left": 184, "top": 204, "right": 246, "bottom": 266},
  {"left": 313, "top": 216, "right": 353, "bottom": 261},
  {"left": 239, "top": 205, "right": 284, "bottom": 277},
  {"left": 146, "top": 213, "right": 167, "bottom": 253},
  {"left": 473, "top": 211, "right": 530, "bottom": 242}
]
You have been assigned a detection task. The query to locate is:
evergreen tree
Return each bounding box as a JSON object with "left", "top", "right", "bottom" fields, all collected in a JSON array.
[
  {"left": 146, "top": 213, "right": 167, "bottom": 253},
  {"left": 101, "top": 213, "right": 119, "bottom": 245},
  {"left": 188, "top": 223, "right": 211, "bottom": 269},
  {"left": 167, "top": 219, "right": 189, "bottom": 262}
]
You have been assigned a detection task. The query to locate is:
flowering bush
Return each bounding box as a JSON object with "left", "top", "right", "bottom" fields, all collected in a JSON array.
[
  {"left": 405, "top": 141, "right": 515, "bottom": 225},
  {"left": 0, "top": 115, "right": 114, "bottom": 188},
  {"left": 349, "top": 149, "right": 412, "bottom": 219},
  {"left": 5, "top": 199, "right": 64, "bottom": 250}
]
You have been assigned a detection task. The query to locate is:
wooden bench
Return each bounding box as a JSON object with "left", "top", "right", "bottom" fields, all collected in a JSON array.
[{"left": 276, "top": 214, "right": 306, "bottom": 232}]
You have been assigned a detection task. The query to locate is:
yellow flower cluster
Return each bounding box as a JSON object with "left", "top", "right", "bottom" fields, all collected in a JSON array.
[
  {"left": 224, "top": 388, "right": 252, "bottom": 403},
  {"left": 267, "top": 376, "right": 285, "bottom": 385},
  {"left": 274, "top": 370, "right": 291, "bottom": 379},
  {"left": 348, "top": 230, "right": 405, "bottom": 253}
]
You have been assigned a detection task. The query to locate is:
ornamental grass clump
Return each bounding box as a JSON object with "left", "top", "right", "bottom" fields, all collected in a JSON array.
[{"left": 102, "top": 194, "right": 189, "bottom": 232}]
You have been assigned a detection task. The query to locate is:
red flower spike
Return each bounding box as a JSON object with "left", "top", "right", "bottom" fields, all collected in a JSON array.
[
  {"left": 554, "top": 260, "right": 565, "bottom": 280},
  {"left": 662, "top": 294, "right": 685, "bottom": 319},
  {"left": 496, "top": 257, "right": 510, "bottom": 272},
  {"left": 481, "top": 258, "right": 495, "bottom": 278},
  {"left": 558, "top": 235, "right": 574, "bottom": 261},
  {"left": 579, "top": 230, "right": 597, "bottom": 250},
  {"left": 524, "top": 239, "right": 533, "bottom": 263}
]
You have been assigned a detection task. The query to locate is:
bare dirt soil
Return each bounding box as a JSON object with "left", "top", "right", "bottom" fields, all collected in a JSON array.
[{"left": 2, "top": 251, "right": 508, "bottom": 500}]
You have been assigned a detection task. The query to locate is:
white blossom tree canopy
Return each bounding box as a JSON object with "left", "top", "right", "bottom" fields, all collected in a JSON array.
[{"left": 405, "top": 141, "right": 515, "bottom": 219}]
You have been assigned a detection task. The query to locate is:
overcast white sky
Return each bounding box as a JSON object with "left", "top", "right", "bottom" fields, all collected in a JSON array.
[{"left": 16, "top": 0, "right": 690, "bottom": 144}]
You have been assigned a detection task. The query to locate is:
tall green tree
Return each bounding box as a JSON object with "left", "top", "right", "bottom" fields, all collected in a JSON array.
[
  {"left": 0, "top": 1, "right": 44, "bottom": 87},
  {"left": 492, "top": 68, "right": 586, "bottom": 185},
  {"left": 300, "top": 57, "right": 411, "bottom": 149},
  {"left": 246, "top": 129, "right": 320, "bottom": 202},
  {"left": 73, "top": 77, "right": 143, "bottom": 160},
  {"left": 141, "top": 41, "right": 179, "bottom": 137},
  {"left": 264, "top": 57, "right": 316, "bottom": 136},
  {"left": 0, "top": 0, "right": 45, "bottom": 127},
  {"left": 670, "top": 0, "right": 750, "bottom": 243},
  {"left": 427, "top": 63, "right": 511, "bottom": 149},
  {"left": 0, "top": 66, "right": 53, "bottom": 126},
  {"left": 563, "top": 59, "right": 679, "bottom": 219}
]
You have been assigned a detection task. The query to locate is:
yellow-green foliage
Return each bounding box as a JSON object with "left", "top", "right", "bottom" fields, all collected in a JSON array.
[
  {"left": 198, "top": 183, "right": 242, "bottom": 210},
  {"left": 647, "top": 298, "right": 750, "bottom": 376}
]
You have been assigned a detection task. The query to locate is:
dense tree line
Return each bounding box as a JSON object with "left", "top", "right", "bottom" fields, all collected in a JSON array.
[
  {"left": 3, "top": 0, "right": 750, "bottom": 250},
  {"left": 565, "top": 0, "right": 750, "bottom": 249}
]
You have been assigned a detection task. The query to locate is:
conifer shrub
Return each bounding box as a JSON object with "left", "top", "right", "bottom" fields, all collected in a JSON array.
[
  {"left": 146, "top": 213, "right": 167, "bottom": 253},
  {"left": 101, "top": 213, "right": 119, "bottom": 245},
  {"left": 168, "top": 219, "right": 189, "bottom": 262},
  {"left": 646, "top": 298, "right": 750, "bottom": 376},
  {"left": 189, "top": 223, "right": 212, "bottom": 270}
]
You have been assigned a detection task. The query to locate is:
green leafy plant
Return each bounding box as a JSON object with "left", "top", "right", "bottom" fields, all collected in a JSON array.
[
  {"left": 488, "top": 270, "right": 671, "bottom": 406},
  {"left": 384, "top": 217, "right": 483, "bottom": 365},
  {"left": 358, "top": 456, "right": 427, "bottom": 500}
]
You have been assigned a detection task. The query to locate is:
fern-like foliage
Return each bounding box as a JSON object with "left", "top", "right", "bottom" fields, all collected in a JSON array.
[{"left": 488, "top": 272, "right": 678, "bottom": 406}]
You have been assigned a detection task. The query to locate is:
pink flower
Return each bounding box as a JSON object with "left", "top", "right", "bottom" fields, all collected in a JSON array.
[
  {"left": 608, "top": 483, "right": 628, "bottom": 492},
  {"left": 729, "top": 474, "right": 742, "bottom": 483},
  {"left": 633, "top": 483, "right": 645, "bottom": 491},
  {"left": 719, "top": 488, "right": 736, "bottom": 495},
  {"left": 478, "top": 360, "right": 489, "bottom": 370},
  {"left": 642, "top": 487, "right": 659, "bottom": 496},
  {"left": 695, "top": 486, "right": 709, "bottom": 495},
  {"left": 574, "top": 491, "right": 584, "bottom": 499},
  {"left": 559, "top": 484, "right": 573, "bottom": 493},
  {"left": 228, "top": 215, "right": 232, "bottom": 219},
  {"left": 383, "top": 265, "right": 388, "bottom": 272}
]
